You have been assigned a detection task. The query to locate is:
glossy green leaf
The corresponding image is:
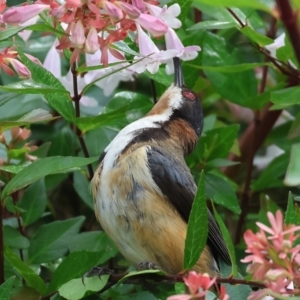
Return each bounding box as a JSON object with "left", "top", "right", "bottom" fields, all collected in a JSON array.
[
  {"left": 271, "top": 86, "right": 300, "bottom": 109},
  {"left": 188, "top": 20, "right": 236, "bottom": 31},
  {"left": 68, "top": 231, "right": 118, "bottom": 260},
  {"left": 186, "top": 62, "right": 272, "bottom": 73},
  {"left": 0, "top": 27, "right": 27, "bottom": 41},
  {"left": 48, "top": 250, "right": 106, "bottom": 292},
  {"left": 284, "top": 143, "right": 300, "bottom": 186},
  {"left": 0, "top": 80, "right": 68, "bottom": 95},
  {"left": 206, "top": 173, "right": 240, "bottom": 214},
  {"left": 4, "top": 225, "right": 30, "bottom": 249},
  {"left": 117, "top": 270, "right": 164, "bottom": 286},
  {"left": 251, "top": 153, "right": 289, "bottom": 191},
  {"left": 2, "top": 156, "right": 98, "bottom": 199},
  {"left": 240, "top": 26, "right": 273, "bottom": 46},
  {"left": 18, "top": 180, "right": 47, "bottom": 226},
  {"left": 18, "top": 50, "right": 75, "bottom": 122},
  {"left": 28, "top": 216, "right": 85, "bottom": 264},
  {"left": 4, "top": 245, "right": 47, "bottom": 295},
  {"left": 58, "top": 276, "right": 109, "bottom": 300},
  {"left": 0, "top": 276, "right": 15, "bottom": 300},
  {"left": 288, "top": 112, "right": 300, "bottom": 139},
  {"left": 212, "top": 203, "right": 237, "bottom": 276},
  {"left": 201, "top": 32, "right": 258, "bottom": 108},
  {"left": 193, "top": 0, "right": 272, "bottom": 12},
  {"left": 184, "top": 171, "right": 207, "bottom": 269},
  {"left": 0, "top": 109, "right": 58, "bottom": 133},
  {"left": 0, "top": 164, "right": 28, "bottom": 174},
  {"left": 73, "top": 172, "right": 94, "bottom": 209},
  {"left": 205, "top": 159, "right": 240, "bottom": 169},
  {"left": 26, "top": 23, "right": 68, "bottom": 36},
  {"left": 285, "top": 192, "right": 296, "bottom": 225},
  {"left": 144, "top": 68, "right": 173, "bottom": 87},
  {"left": 75, "top": 105, "right": 128, "bottom": 132}
]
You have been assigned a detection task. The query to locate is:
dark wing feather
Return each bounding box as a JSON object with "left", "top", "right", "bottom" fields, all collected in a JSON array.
[{"left": 147, "top": 147, "right": 231, "bottom": 265}]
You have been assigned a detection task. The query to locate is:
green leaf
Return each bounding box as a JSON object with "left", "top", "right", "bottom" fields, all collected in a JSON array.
[
  {"left": 4, "top": 225, "right": 29, "bottom": 249},
  {"left": 193, "top": 0, "right": 272, "bottom": 12},
  {"left": 73, "top": 172, "right": 94, "bottom": 209},
  {"left": 2, "top": 156, "right": 98, "bottom": 199},
  {"left": 0, "top": 109, "right": 58, "bottom": 133},
  {"left": 251, "top": 153, "right": 289, "bottom": 191},
  {"left": 284, "top": 143, "right": 300, "bottom": 186},
  {"left": 144, "top": 68, "right": 173, "bottom": 87},
  {"left": 285, "top": 192, "right": 296, "bottom": 225},
  {"left": 18, "top": 49, "right": 75, "bottom": 122},
  {"left": 58, "top": 276, "right": 109, "bottom": 300},
  {"left": 28, "top": 216, "right": 85, "bottom": 264},
  {"left": 288, "top": 111, "right": 300, "bottom": 139},
  {"left": 219, "top": 260, "right": 251, "bottom": 299},
  {"left": 0, "top": 164, "right": 28, "bottom": 174},
  {"left": 69, "top": 231, "right": 118, "bottom": 262},
  {"left": 186, "top": 62, "right": 272, "bottom": 73},
  {"left": 271, "top": 86, "right": 300, "bottom": 109},
  {"left": 75, "top": 105, "right": 128, "bottom": 133},
  {"left": 18, "top": 180, "right": 47, "bottom": 226},
  {"left": 240, "top": 26, "right": 273, "bottom": 46},
  {"left": 205, "top": 159, "right": 240, "bottom": 169},
  {"left": 206, "top": 173, "right": 240, "bottom": 214},
  {"left": 0, "top": 276, "right": 15, "bottom": 300},
  {"left": 212, "top": 203, "right": 237, "bottom": 276},
  {"left": 48, "top": 250, "right": 106, "bottom": 292},
  {"left": 201, "top": 32, "right": 259, "bottom": 108},
  {"left": 184, "top": 171, "right": 207, "bottom": 269},
  {"left": 0, "top": 80, "right": 68, "bottom": 95},
  {"left": 188, "top": 20, "right": 236, "bottom": 31},
  {"left": 0, "top": 27, "right": 27, "bottom": 41},
  {"left": 26, "top": 23, "right": 68, "bottom": 36},
  {"left": 4, "top": 245, "right": 47, "bottom": 295}
]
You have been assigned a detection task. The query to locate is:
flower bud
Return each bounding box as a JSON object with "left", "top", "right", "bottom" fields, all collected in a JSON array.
[
  {"left": 3, "top": 4, "right": 50, "bottom": 24},
  {"left": 85, "top": 27, "right": 99, "bottom": 54},
  {"left": 10, "top": 59, "right": 31, "bottom": 78},
  {"left": 70, "top": 21, "right": 86, "bottom": 49},
  {"left": 116, "top": 2, "right": 140, "bottom": 18},
  {"left": 136, "top": 13, "right": 168, "bottom": 37},
  {"left": 103, "top": 1, "right": 123, "bottom": 20}
]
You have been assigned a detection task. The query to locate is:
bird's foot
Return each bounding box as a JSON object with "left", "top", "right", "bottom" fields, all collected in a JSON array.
[
  {"left": 137, "top": 261, "right": 161, "bottom": 271},
  {"left": 82, "top": 267, "right": 115, "bottom": 284}
]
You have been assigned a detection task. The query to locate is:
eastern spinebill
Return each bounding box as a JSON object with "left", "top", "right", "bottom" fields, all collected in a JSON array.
[{"left": 91, "top": 57, "right": 231, "bottom": 276}]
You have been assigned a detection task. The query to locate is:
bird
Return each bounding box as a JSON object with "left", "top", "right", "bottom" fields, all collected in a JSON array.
[{"left": 91, "top": 57, "right": 231, "bottom": 276}]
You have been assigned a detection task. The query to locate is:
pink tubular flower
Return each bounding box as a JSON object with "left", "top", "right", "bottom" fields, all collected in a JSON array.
[
  {"left": 10, "top": 59, "right": 31, "bottom": 78},
  {"left": 85, "top": 27, "right": 99, "bottom": 54},
  {"left": 136, "top": 13, "right": 168, "bottom": 37},
  {"left": 116, "top": 1, "right": 140, "bottom": 19},
  {"left": 70, "top": 20, "right": 85, "bottom": 49},
  {"left": 103, "top": 1, "right": 123, "bottom": 20},
  {"left": 3, "top": 4, "right": 50, "bottom": 24}
]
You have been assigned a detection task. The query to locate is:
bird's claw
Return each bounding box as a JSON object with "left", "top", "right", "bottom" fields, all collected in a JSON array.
[
  {"left": 137, "top": 261, "right": 161, "bottom": 271},
  {"left": 82, "top": 267, "right": 115, "bottom": 285}
]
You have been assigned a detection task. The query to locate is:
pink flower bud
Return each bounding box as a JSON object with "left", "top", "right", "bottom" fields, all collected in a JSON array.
[
  {"left": 135, "top": 13, "right": 168, "bottom": 37},
  {"left": 51, "top": 4, "right": 66, "bottom": 19},
  {"left": 116, "top": 2, "right": 140, "bottom": 18},
  {"left": 70, "top": 21, "right": 86, "bottom": 49},
  {"left": 132, "top": 0, "right": 145, "bottom": 12},
  {"left": 3, "top": 4, "right": 50, "bottom": 24},
  {"left": 85, "top": 27, "right": 99, "bottom": 54},
  {"left": 103, "top": 1, "right": 123, "bottom": 20},
  {"left": 24, "top": 53, "right": 42, "bottom": 65},
  {"left": 10, "top": 59, "right": 31, "bottom": 78}
]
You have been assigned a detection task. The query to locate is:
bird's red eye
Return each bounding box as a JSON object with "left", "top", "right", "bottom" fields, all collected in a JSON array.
[{"left": 183, "top": 91, "right": 196, "bottom": 101}]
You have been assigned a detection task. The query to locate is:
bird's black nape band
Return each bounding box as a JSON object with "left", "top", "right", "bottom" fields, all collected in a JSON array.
[{"left": 173, "top": 57, "right": 184, "bottom": 87}]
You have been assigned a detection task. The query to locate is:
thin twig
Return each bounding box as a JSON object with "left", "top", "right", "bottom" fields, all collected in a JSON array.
[
  {"left": 227, "top": 8, "right": 245, "bottom": 27},
  {"left": 276, "top": 0, "right": 300, "bottom": 66},
  {"left": 71, "top": 62, "right": 94, "bottom": 180}
]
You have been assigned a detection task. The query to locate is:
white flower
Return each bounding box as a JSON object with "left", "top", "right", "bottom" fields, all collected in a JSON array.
[
  {"left": 43, "top": 42, "right": 97, "bottom": 107},
  {"left": 265, "top": 33, "right": 285, "bottom": 58},
  {"left": 146, "top": 3, "right": 181, "bottom": 29},
  {"left": 130, "top": 24, "right": 178, "bottom": 74}
]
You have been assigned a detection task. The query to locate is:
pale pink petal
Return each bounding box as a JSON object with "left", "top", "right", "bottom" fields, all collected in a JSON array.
[{"left": 135, "top": 13, "right": 168, "bottom": 37}]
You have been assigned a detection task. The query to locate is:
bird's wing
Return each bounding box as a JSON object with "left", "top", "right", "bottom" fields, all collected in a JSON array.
[{"left": 147, "top": 147, "right": 231, "bottom": 265}]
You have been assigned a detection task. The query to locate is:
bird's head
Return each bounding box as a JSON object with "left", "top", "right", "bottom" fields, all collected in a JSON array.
[
  {"left": 144, "top": 58, "right": 204, "bottom": 155},
  {"left": 147, "top": 57, "right": 203, "bottom": 139}
]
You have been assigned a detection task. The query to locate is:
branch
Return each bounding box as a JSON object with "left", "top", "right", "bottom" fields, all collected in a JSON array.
[
  {"left": 276, "top": 0, "right": 300, "bottom": 66},
  {"left": 71, "top": 62, "right": 94, "bottom": 180}
]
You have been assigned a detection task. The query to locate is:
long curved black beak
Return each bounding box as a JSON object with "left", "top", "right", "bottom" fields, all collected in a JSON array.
[{"left": 173, "top": 57, "right": 184, "bottom": 87}]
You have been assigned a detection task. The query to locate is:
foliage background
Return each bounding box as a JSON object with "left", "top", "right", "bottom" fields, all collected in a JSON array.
[{"left": 0, "top": 0, "right": 300, "bottom": 299}]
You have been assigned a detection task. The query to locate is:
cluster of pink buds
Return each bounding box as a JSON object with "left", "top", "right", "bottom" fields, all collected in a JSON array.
[
  {"left": 167, "top": 271, "right": 229, "bottom": 300},
  {"left": 241, "top": 210, "right": 300, "bottom": 299}
]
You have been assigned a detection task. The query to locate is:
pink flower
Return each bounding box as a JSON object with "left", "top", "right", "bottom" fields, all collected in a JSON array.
[
  {"left": 3, "top": 4, "right": 50, "bottom": 24},
  {"left": 70, "top": 20, "right": 85, "bottom": 49},
  {"left": 116, "top": 2, "right": 140, "bottom": 18},
  {"left": 135, "top": 13, "right": 168, "bottom": 37},
  {"left": 85, "top": 27, "right": 99, "bottom": 54},
  {"left": 10, "top": 59, "right": 31, "bottom": 78},
  {"left": 103, "top": 1, "right": 123, "bottom": 20},
  {"left": 132, "top": 0, "right": 146, "bottom": 12},
  {"left": 219, "top": 286, "right": 229, "bottom": 300}
]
